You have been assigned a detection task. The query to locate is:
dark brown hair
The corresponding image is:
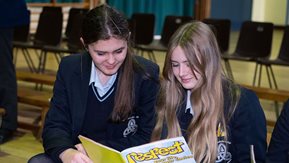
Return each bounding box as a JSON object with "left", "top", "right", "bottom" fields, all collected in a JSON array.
[{"left": 81, "top": 4, "right": 136, "bottom": 122}]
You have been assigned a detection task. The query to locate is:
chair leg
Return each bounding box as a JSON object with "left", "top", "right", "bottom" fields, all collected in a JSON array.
[
  {"left": 257, "top": 64, "right": 263, "bottom": 87},
  {"left": 23, "top": 48, "right": 37, "bottom": 73},
  {"left": 268, "top": 65, "right": 278, "bottom": 89},
  {"left": 265, "top": 65, "right": 273, "bottom": 89},
  {"left": 253, "top": 63, "right": 259, "bottom": 86}
]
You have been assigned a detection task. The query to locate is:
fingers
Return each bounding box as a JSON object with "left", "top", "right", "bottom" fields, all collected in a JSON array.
[
  {"left": 60, "top": 148, "right": 93, "bottom": 163},
  {"left": 75, "top": 143, "right": 88, "bottom": 156}
]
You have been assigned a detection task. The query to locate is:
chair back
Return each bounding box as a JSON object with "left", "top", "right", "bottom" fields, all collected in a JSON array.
[
  {"left": 65, "top": 8, "right": 88, "bottom": 39},
  {"left": 34, "top": 6, "right": 63, "bottom": 46},
  {"left": 278, "top": 26, "right": 289, "bottom": 62},
  {"left": 203, "top": 18, "right": 231, "bottom": 53},
  {"left": 130, "top": 13, "right": 155, "bottom": 45},
  {"left": 235, "top": 21, "right": 273, "bottom": 58},
  {"left": 160, "top": 15, "right": 193, "bottom": 46},
  {"left": 67, "top": 12, "right": 86, "bottom": 51},
  {"left": 13, "top": 10, "right": 30, "bottom": 42}
]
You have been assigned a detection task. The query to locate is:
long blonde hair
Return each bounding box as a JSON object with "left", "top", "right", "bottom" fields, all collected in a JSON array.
[{"left": 152, "top": 21, "right": 240, "bottom": 163}]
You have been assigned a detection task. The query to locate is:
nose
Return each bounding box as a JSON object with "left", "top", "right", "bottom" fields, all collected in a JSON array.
[
  {"left": 107, "top": 53, "right": 116, "bottom": 64},
  {"left": 179, "top": 64, "right": 187, "bottom": 77}
]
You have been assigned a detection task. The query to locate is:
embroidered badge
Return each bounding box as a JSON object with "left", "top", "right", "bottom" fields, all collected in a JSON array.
[
  {"left": 123, "top": 116, "right": 139, "bottom": 137},
  {"left": 216, "top": 140, "right": 232, "bottom": 162},
  {"left": 216, "top": 123, "right": 232, "bottom": 162}
]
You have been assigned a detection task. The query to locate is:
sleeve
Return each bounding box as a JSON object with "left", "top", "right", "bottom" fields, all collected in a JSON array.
[
  {"left": 105, "top": 60, "right": 160, "bottom": 151},
  {"left": 229, "top": 88, "right": 267, "bottom": 163},
  {"left": 266, "top": 100, "right": 289, "bottom": 163},
  {"left": 42, "top": 57, "right": 76, "bottom": 163}
]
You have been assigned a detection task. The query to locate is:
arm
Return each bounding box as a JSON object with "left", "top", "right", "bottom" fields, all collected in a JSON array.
[
  {"left": 229, "top": 88, "right": 267, "bottom": 163},
  {"left": 42, "top": 56, "right": 79, "bottom": 162},
  {"left": 267, "top": 100, "right": 289, "bottom": 162}
]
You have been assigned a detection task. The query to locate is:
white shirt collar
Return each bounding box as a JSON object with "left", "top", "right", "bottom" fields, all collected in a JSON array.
[
  {"left": 185, "top": 90, "right": 194, "bottom": 115},
  {"left": 89, "top": 61, "right": 117, "bottom": 96}
]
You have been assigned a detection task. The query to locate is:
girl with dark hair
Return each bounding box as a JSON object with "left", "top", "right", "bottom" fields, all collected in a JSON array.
[
  {"left": 151, "top": 21, "right": 267, "bottom": 163},
  {"left": 29, "top": 4, "right": 159, "bottom": 163}
]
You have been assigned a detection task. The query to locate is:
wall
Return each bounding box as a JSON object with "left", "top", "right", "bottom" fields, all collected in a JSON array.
[
  {"left": 252, "top": 0, "right": 287, "bottom": 26},
  {"left": 210, "top": 0, "right": 252, "bottom": 30}
]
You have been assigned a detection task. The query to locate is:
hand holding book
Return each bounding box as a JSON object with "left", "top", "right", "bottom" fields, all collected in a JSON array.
[{"left": 79, "top": 135, "right": 196, "bottom": 163}]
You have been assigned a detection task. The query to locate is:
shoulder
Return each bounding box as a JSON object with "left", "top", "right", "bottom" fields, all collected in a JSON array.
[
  {"left": 237, "top": 87, "right": 262, "bottom": 112},
  {"left": 231, "top": 86, "right": 265, "bottom": 121}
]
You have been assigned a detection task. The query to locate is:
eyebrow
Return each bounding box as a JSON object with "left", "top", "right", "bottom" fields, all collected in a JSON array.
[
  {"left": 95, "top": 46, "right": 126, "bottom": 53},
  {"left": 170, "top": 60, "right": 189, "bottom": 63}
]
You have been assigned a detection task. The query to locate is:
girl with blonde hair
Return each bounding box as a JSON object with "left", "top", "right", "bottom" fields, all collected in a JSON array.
[{"left": 151, "top": 21, "right": 267, "bottom": 163}]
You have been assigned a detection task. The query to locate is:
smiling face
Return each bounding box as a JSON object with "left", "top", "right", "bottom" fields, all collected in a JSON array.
[
  {"left": 87, "top": 37, "right": 127, "bottom": 79},
  {"left": 171, "top": 46, "right": 201, "bottom": 90}
]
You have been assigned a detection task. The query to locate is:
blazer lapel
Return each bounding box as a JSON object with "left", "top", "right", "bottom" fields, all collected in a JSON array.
[{"left": 74, "top": 53, "right": 92, "bottom": 132}]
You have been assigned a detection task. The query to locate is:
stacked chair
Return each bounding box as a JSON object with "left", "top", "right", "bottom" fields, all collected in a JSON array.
[
  {"left": 130, "top": 13, "right": 156, "bottom": 62},
  {"left": 222, "top": 21, "right": 274, "bottom": 81},
  {"left": 13, "top": 6, "right": 63, "bottom": 73},
  {"left": 13, "top": 10, "right": 31, "bottom": 69},
  {"left": 202, "top": 18, "right": 232, "bottom": 78},
  {"left": 135, "top": 15, "right": 193, "bottom": 62},
  {"left": 256, "top": 26, "right": 289, "bottom": 89},
  {"left": 202, "top": 18, "right": 231, "bottom": 53},
  {"left": 40, "top": 8, "right": 88, "bottom": 73}
]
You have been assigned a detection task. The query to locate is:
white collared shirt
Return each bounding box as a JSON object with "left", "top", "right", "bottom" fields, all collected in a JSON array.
[
  {"left": 89, "top": 61, "right": 117, "bottom": 97},
  {"left": 185, "top": 90, "right": 194, "bottom": 115}
]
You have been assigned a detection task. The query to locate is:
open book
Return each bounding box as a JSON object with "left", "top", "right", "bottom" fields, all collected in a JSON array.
[{"left": 79, "top": 135, "right": 196, "bottom": 163}]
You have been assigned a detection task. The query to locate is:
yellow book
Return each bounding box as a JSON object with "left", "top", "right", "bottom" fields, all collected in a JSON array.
[{"left": 79, "top": 135, "right": 196, "bottom": 163}]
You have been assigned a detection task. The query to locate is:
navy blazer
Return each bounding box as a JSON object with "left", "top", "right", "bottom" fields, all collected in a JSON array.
[
  {"left": 267, "top": 99, "right": 289, "bottom": 162},
  {"left": 42, "top": 53, "right": 160, "bottom": 162},
  {"left": 0, "top": 0, "right": 29, "bottom": 28},
  {"left": 161, "top": 87, "right": 267, "bottom": 163}
]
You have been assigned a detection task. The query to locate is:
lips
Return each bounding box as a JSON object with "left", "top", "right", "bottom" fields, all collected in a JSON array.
[
  {"left": 105, "top": 65, "right": 116, "bottom": 69},
  {"left": 181, "top": 78, "right": 191, "bottom": 83}
]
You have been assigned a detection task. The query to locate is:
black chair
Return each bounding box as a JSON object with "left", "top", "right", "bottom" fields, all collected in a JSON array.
[
  {"left": 222, "top": 21, "right": 274, "bottom": 81},
  {"left": 136, "top": 15, "right": 193, "bottom": 63},
  {"left": 13, "top": 6, "right": 63, "bottom": 73},
  {"left": 256, "top": 26, "right": 289, "bottom": 89},
  {"left": 40, "top": 10, "right": 87, "bottom": 73},
  {"left": 202, "top": 18, "right": 231, "bottom": 53},
  {"left": 130, "top": 13, "right": 156, "bottom": 62},
  {"left": 13, "top": 10, "right": 31, "bottom": 68},
  {"left": 64, "top": 8, "right": 89, "bottom": 40}
]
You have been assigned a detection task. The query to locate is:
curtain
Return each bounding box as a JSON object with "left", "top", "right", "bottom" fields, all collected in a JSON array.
[
  {"left": 108, "top": 0, "right": 195, "bottom": 35},
  {"left": 25, "top": 0, "right": 83, "bottom": 2}
]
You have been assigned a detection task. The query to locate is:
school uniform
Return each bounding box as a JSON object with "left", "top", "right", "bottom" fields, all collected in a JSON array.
[
  {"left": 161, "top": 86, "right": 267, "bottom": 163},
  {"left": 266, "top": 100, "right": 289, "bottom": 163},
  {"left": 42, "top": 53, "right": 159, "bottom": 162}
]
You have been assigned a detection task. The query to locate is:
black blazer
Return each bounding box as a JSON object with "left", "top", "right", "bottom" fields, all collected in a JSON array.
[
  {"left": 42, "top": 53, "right": 160, "bottom": 162},
  {"left": 267, "top": 99, "right": 289, "bottom": 163}
]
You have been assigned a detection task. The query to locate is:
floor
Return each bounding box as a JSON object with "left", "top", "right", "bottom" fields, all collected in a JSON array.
[{"left": 0, "top": 29, "right": 288, "bottom": 162}]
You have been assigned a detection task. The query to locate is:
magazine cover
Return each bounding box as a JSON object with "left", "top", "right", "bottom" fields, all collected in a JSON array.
[{"left": 79, "top": 135, "right": 196, "bottom": 163}]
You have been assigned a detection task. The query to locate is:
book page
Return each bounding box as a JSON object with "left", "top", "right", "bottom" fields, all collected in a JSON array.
[
  {"left": 120, "top": 137, "right": 196, "bottom": 163},
  {"left": 79, "top": 135, "right": 125, "bottom": 163}
]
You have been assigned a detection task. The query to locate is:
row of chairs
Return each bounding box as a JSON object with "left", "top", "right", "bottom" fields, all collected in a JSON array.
[
  {"left": 206, "top": 19, "right": 289, "bottom": 89},
  {"left": 129, "top": 13, "right": 193, "bottom": 62},
  {"left": 130, "top": 13, "right": 289, "bottom": 90},
  {"left": 13, "top": 6, "right": 88, "bottom": 73}
]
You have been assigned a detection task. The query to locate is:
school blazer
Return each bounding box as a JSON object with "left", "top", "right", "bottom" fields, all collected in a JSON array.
[{"left": 42, "top": 53, "right": 160, "bottom": 162}]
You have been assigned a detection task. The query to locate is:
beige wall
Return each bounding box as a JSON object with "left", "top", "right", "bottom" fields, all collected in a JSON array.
[{"left": 252, "top": 0, "right": 287, "bottom": 25}]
